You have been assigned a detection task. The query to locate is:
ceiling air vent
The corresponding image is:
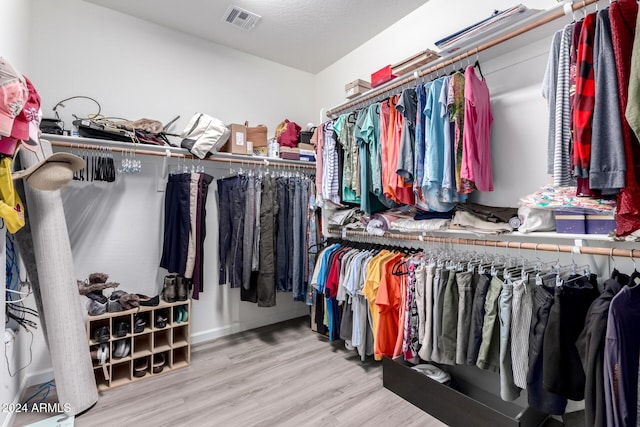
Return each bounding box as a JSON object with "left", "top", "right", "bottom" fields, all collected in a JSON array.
[{"left": 223, "top": 5, "right": 261, "bottom": 31}]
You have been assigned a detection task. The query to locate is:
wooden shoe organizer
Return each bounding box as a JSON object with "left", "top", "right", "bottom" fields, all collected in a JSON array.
[{"left": 86, "top": 300, "right": 191, "bottom": 391}]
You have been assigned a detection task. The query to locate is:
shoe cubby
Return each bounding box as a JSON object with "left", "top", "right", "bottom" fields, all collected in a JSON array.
[
  {"left": 154, "top": 308, "right": 170, "bottom": 329},
  {"left": 172, "top": 325, "right": 189, "bottom": 348},
  {"left": 153, "top": 330, "right": 171, "bottom": 353},
  {"left": 171, "top": 346, "right": 190, "bottom": 370},
  {"left": 111, "top": 361, "right": 132, "bottom": 387},
  {"left": 86, "top": 299, "right": 191, "bottom": 390},
  {"left": 112, "top": 315, "right": 132, "bottom": 339}
]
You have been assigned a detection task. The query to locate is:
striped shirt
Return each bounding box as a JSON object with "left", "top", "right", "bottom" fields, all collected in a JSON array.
[{"left": 553, "top": 23, "right": 575, "bottom": 187}]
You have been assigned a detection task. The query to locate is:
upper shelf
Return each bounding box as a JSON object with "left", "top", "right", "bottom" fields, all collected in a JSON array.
[
  {"left": 326, "top": 0, "right": 596, "bottom": 117},
  {"left": 42, "top": 134, "right": 316, "bottom": 168}
]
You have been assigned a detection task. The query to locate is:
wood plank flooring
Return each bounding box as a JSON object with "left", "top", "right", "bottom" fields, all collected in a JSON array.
[{"left": 14, "top": 317, "right": 446, "bottom": 427}]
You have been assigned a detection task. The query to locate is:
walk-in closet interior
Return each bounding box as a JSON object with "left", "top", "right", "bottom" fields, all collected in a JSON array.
[{"left": 3, "top": 0, "right": 640, "bottom": 426}]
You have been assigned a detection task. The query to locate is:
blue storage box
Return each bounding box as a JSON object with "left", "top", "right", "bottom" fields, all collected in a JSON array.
[
  {"left": 555, "top": 209, "right": 586, "bottom": 234},
  {"left": 585, "top": 214, "right": 616, "bottom": 234}
]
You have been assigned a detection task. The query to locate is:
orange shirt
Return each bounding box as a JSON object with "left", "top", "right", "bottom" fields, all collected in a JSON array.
[{"left": 374, "top": 253, "right": 404, "bottom": 360}]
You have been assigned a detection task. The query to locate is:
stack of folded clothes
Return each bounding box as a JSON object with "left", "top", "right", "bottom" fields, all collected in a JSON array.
[{"left": 451, "top": 203, "right": 520, "bottom": 235}]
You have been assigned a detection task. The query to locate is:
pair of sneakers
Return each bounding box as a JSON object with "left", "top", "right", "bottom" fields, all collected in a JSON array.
[
  {"left": 174, "top": 306, "right": 189, "bottom": 324},
  {"left": 113, "top": 338, "right": 130, "bottom": 358}
]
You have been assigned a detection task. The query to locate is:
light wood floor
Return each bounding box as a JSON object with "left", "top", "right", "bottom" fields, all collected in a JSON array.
[{"left": 15, "top": 316, "right": 446, "bottom": 427}]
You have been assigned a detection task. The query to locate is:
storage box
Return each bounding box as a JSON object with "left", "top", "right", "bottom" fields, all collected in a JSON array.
[
  {"left": 371, "top": 65, "right": 397, "bottom": 88},
  {"left": 220, "top": 123, "right": 248, "bottom": 154},
  {"left": 345, "top": 79, "right": 371, "bottom": 98},
  {"left": 555, "top": 209, "right": 586, "bottom": 234},
  {"left": 299, "top": 149, "right": 315, "bottom": 162},
  {"left": 298, "top": 142, "right": 314, "bottom": 151},
  {"left": 299, "top": 131, "right": 313, "bottom": 144},
  {"left": 391, "top": 50, "right": 440, "bottom": 77},
  {"left": 585, "top": 214, "right": 616, "bottom": 234},
  {"left": 280, "top": 147, "right": 300, "bottom": 160}
]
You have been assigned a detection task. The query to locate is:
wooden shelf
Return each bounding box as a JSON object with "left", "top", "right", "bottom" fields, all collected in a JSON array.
[{"left": 86, "top": 299, "right": 191, "bottom": 390}]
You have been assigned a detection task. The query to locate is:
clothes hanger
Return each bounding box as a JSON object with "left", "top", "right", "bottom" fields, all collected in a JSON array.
[
  {"left": 474, "top": 47, "right": 485, "bottom": 80},
  {"left": 628, "top": 251, "right": 640, "bottom": 286}
]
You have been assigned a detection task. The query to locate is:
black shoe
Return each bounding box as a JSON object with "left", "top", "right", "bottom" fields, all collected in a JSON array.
[
  {"left": 134, "top": 358, "right": 148, "bottom": 378},
  {"left": 162, "top": 275, "right": 177, "bottom": 303},
  {"left": 93, "top": 326, "right": 110, "bottom": 344},
  {"left": 138, "top": 294, "right": 160, "bottom": 307},
  {"left": 155, "top": 313, "right": 168, "bottom": 329},
  {"left": 113, "top": 339, "right": 130, "bottom": 358},
  {"left": 134, "top": 315, "right": 146, "bottom": 333},
  {"left": 115, "top": 321, "right": 129, "bottom": 338},
  {"left": 176, "top": 276, "right": 188, "bottom": 301},
  {"left": 153, "top": 353, "right": 166, "bottom": 374}
]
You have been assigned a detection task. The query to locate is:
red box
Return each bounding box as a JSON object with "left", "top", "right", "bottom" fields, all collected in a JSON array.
[{"left": 371, "top": 65, "right": 397, "bottom": 88}]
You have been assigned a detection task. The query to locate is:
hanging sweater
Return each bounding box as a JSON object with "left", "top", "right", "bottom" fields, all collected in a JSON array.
[
  {"left": 542, "top": 30, "right": 563, "bottom": 175},
  {"left": 610, "top": 0, "right": 640, "bottom": 236}
]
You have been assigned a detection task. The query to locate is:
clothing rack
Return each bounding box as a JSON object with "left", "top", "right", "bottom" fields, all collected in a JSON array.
[
  {"left": 325, "top": 0, "right": 600, "bottom": 118},
  {"left": 330, "top": 228, "right": 640, "bottom": 259},
  {"left": 47, "top": 137, "right": 316, "bottom": 169}
]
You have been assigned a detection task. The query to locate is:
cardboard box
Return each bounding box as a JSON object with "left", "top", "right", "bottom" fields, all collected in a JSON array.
[
  {"left": 345, "top": 79, "right": 372, "bottom": 99},
  {"left": 298, "top": 143, "right": 314, "bottom": 151},
  {"left": 371, "top": 65, "right": 397, "bottom": 88},
  {"left": 220, "top": 123, "right": 248, "bottom": 154},
  {"left": 585, "top": 214, "right": 616, "bottom": 234},
  {"left": 391, "top": 50, "right": 440, "bottom": 77},
  {"left": 555, "top": 209, "right": 586, "bottom": 234}
]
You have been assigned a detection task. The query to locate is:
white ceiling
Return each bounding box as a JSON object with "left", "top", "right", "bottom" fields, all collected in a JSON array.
[{"left": 83, "top": 0, "right": 429, "bottom": 73}]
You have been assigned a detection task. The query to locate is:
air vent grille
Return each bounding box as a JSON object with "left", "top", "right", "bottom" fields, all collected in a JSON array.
[{"left": 223, "top": 5, "right": 261, "bottom": 31}]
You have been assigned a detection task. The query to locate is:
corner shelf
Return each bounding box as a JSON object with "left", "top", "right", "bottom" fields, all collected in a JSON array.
[{"left": 86, "top": 299, "right": 191, "bottom": 390}]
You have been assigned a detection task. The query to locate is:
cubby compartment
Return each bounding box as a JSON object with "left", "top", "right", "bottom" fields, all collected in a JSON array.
[
  {"left": 112, "top": 338, "right": 132, "bottom": 360},
  {"left": 154, "top": 308, "right": 170, "bottom": 329},
  {"left": 93, "top": 366, "right": 110, "bottom": 392},
  {"left": 112, "top": 315, "right": 132, "bottom": 339},
  {"left": 172, "top": 346, "right": 190, "bottom": 369},
  {"left": 152, "top": 352, "right": 169, "bottom": 374},
  {"left": 133, "top": 334, "right": 152, "bottom": 357},
  {"left": 88, "top": 318, "right": 110, "bottom": 345},
  {"left": 172, "top": 325, "right": 189, "bottom": 348},
  {"left": 173, "top": 304, "right": 189, "bottom": 325},
  {"left": 133, "top": 312, "right": 151, "bottom": 335},
  {"left": 133, "top": 356, "right": 151, "bottom": 379},
  {"left": 111, "top": 361, "right": 132, "bottom": 387},
  {"left": 153, "top": 329, "right": 171, "bottom": 353}
]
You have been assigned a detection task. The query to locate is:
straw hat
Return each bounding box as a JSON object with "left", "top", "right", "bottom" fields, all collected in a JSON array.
[{"left": 12, "top": 152, "right": 85, "bottom": 191}]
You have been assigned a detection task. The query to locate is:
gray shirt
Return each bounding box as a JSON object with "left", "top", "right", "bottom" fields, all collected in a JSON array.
[{"left": 396, "top": 88, "right": 418, "bottom": 183}]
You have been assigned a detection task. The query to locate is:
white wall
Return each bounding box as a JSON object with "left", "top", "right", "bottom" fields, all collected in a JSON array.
[
  {"left": 28, "top": 0, "right": 316, "bottom": 136},
  {"left": 20, "top": 0, "right": 314, "bottom": 380}
]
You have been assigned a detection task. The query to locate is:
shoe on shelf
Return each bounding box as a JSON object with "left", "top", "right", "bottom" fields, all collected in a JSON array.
[
  {"left": 92, "top": 343, "right": 109, "bottom": 364},
  {"left": 113, "top": 339, "right": 130, "bottom": 358},
  {"left": 180, "top": 306, "right": 188, "bottom": 323},
  {"left": 93, "top": 326, "right": 110, "bottom": 344},
  {"left": 162, "top": 275, "right": 177, "bottom": 303},
  {"left": 115, "top": 321, "right": 129, "bottom": 338},
  {"left": 156, "top": 313, "right": 168, "bottom": 329},
  {"left": 174, "top": 307, "right": 183, "bottom": 324},
  {"left": 134, "top": 358, "right": 148, "bottom": 378},
  {"left": 176, "top": 276, "right": 189, "bottom": 301},
  {"left": 152, "top": 353, "right": 166, "bottom": 374},
  {"left": 134, "top": 315, "right": 147, "bottom": 333},
  {"left": 138, "top": 294, "right": 160, "bottom": 307}
]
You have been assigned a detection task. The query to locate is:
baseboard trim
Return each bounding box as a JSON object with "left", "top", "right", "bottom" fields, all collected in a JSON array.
[{"left": 191, "top": 310, "right": 307, "bottom": 345}]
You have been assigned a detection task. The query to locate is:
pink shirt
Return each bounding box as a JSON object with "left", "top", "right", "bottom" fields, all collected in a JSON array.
[{"left": 461, "top": 65, "right": 494, "bottom": 192}]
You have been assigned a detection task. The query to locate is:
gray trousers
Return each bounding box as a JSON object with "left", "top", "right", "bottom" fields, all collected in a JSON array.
[
  {"left": 455, "top": 271, "right": 475, "bottom": 365},
  {"left": 499, "top": 281, "right": 521, "bottom": 401},
  {"left": 257, "top": 176, "right": 277, "bottom": 307}
]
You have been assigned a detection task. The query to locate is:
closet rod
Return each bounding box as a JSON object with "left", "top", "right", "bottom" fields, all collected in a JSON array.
[
  {"left": 49, "top": 140, "right": 316, "bottom": 169},
  {"left": 50, "top": 140, "right": 187, "bottom": 159},
  {"left": 332, "top": 228, "right": 640, "bottom": 259},
  {"left": 325, "top": 0, "right": 599, "bottom": 118}
]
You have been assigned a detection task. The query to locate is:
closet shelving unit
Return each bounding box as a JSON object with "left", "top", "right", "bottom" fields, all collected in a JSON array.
[
  {"left": 42, "top": 134, "right": 316, "bottom": 169},
  {"left": 324, "top": 0, "right": 608, "bottom": 426}
]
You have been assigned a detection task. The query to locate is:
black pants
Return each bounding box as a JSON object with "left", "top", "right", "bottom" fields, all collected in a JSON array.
[
  {"left": 217, "top": 176, "right": 247, "bottom": 288},
  {"left": 257, "top": 176, "right": 278, "bottom": 307},
  {"left": 160, "top": 173, "right": 191, "bottom": 276},
  {"left": 542, "top": 276, "right": 598, "bottom": 400},
  {"left": 192, "top": 173, "right": 213, "bottom": 300},
  {"left": 466, "top": 274, "right": 491, "bottom": 365},
  {"left": 527, "top": 284, "right": 567, "bottom": 415}
]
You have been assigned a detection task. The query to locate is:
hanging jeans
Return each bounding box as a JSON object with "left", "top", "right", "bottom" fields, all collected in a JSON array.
[
  {"left": 217, "top": 176, "right": 247, "bottom": 288},
  {"left": 241, "top": 176, "right": 257, "bottom": 302},
  {"left": 192, "top": 173, "right": 213, "bottom": 300},
  {"left": 257, "top": 176, "right": 277, "bottom": 307},
  {"left": 467, "top": 274, "right": 491, "bottom": 365},
  {"left": 275, "top": 177, "right": 290, "bottom": 292},
  {"left": 160, "top": 173, "right": 191, "bottom": 276}
]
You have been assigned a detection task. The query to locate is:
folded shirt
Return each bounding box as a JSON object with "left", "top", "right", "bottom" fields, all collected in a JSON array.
[{"left": 451, "top": 210, "right": 514, "bottom": 235}]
